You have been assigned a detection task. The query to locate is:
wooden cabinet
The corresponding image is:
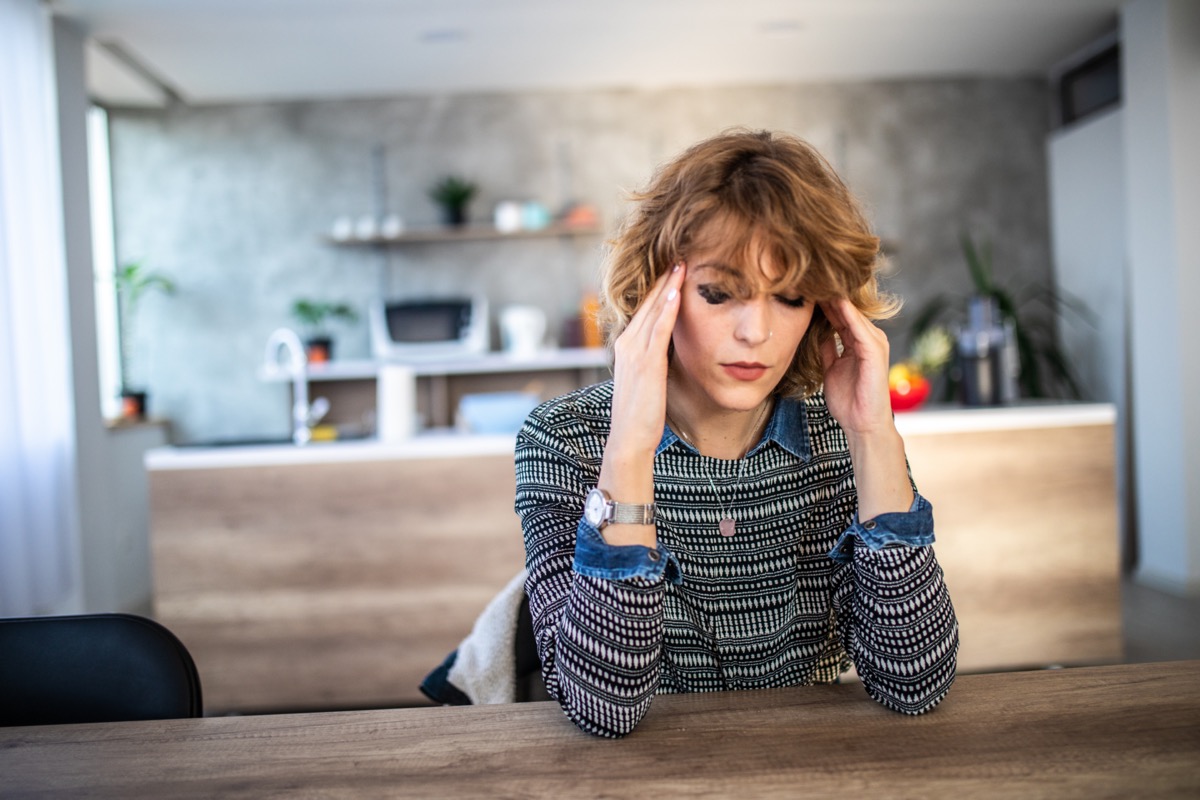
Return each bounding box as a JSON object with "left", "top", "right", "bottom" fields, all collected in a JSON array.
[
  {"left": 149, "top": 453, "right": 526, "bottom": 713},
  {"left": 899, "top": 413, "right": 1122, "bottom": 672},
  {"left": 148, "top": 404, "right": 1121, "bottom": 714}
]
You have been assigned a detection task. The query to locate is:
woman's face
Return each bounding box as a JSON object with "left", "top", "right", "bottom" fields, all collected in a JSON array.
[{"left": 669, "top": 230, "right": 816, "bottom": 416}]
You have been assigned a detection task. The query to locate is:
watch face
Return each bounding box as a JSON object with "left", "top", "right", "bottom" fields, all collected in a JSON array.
[{"left": 584, "top": 488, "right": 608, "bottom": 526}]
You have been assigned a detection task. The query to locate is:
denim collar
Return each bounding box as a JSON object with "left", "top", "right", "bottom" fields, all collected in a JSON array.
[{"left": 655, "top": 395, "right": 811, "bottom": 461}]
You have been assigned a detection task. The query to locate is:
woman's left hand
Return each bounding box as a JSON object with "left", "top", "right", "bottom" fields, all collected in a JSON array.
[{"left": 818, "top": 297, "right": 895, "bottom": 437}]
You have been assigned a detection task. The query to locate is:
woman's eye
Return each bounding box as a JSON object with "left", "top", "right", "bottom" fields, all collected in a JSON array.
[
  {"left": 776, "top": 295, "right": 807, "bottom": 308},
  {"left": 698, "top": 285, "right": 731, "bottom": 305}
]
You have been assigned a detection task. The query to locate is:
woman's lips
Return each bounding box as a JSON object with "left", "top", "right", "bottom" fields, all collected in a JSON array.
[{"left": 722, "top": 362, "right": 769, "bottom": 381}]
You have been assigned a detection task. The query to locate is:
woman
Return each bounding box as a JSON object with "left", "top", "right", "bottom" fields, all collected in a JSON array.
[{"left": 515, "top": 129, "right": 958, "bottom": 738}]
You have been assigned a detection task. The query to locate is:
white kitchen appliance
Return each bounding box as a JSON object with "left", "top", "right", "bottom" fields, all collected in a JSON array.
[{"left": 369, "top": 296, "right": 488, "bottom": 361}]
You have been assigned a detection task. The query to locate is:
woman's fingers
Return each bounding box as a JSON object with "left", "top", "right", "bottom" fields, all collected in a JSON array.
[
  {"left": 646, "top": 264, "right": 684, "bottom": 351},
  {"left": 819, "top": 297, "right": 896, "bottom": 435},
  {"left": 608, "top": 263, "right": 685, "bottom": 448},
  {"left": 624, "top": 263, "right": 681, "bottom": 345},
  {"left": 618, "top": 263, "right": 684, "bottom": 355},
  {"left": 821, "top": 297, "right": 886, "bottom": 362}
]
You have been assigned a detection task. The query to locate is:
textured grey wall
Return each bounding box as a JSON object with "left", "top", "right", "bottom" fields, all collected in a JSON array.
[{"left": 108, "top": 79, "right": 1051, "bottom": 443}]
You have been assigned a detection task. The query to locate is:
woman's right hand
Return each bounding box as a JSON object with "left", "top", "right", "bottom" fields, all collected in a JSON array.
[
  {"left": 607, "top": 263, "right": 686, "bottom": 456},
  {"left": 596, "top": 263, "right": 685, "bottom": 545}
]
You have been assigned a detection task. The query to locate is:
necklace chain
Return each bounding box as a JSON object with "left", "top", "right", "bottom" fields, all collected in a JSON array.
[{"left": 665, "top": 401, "right": 769, "bottom": 537}]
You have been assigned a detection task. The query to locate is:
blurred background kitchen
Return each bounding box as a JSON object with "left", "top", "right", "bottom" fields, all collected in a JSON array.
[{"left": 3, "top": 0, "right": 1197, "bottom": 714}]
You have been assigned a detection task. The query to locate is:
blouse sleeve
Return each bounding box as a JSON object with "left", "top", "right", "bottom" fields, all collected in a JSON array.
[
  {"left": 829, "top": 494, "right": 960, "bottom": 714},
  {"left": 513, "top": 404, "right": 670, "bottom": 738}
]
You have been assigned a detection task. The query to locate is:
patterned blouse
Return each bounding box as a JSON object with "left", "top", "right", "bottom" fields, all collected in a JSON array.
[{"left": 514, "top": 380, "right": 958, "bottom": 738}]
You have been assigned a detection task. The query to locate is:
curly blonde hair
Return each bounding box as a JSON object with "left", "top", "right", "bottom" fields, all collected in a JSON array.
[{"left": 599, "top": 129, "right": 897, "bottom": 398}]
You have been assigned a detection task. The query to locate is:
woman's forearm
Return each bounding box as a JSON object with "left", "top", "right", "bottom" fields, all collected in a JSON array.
[
  {"left": 844, "top": 426, "right": 914, "bottom": 521},
  {"left": 596, "top": 443, "right": 658, "bottom": 547}
]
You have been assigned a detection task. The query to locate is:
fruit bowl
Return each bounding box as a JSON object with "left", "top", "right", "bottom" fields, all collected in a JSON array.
[{"left": 888, "top": 364, "right": 931, "bottom": 412}]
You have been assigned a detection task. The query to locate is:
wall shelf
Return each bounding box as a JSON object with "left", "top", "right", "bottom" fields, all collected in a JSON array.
[
  {"left": 260, "top": 348, "right": 609, "bottom": 383},
  {"left": 324, "top": 221, "right": 603, "bottom": 246}
]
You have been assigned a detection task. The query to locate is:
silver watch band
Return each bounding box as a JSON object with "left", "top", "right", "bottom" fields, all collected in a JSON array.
[{"left": 609, "top": 501, "right": 656, "bottom": 526}]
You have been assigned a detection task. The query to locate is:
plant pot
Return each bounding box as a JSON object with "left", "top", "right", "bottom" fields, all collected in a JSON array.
[
  {"left": 440, "top": 205, "right": 468, "bottom": 228},
  {"left": 305, "top": 337, "right": 333, "bottom": 363},
  {"left": 120, "top": 390, "right": 148, "bottom": 421}
]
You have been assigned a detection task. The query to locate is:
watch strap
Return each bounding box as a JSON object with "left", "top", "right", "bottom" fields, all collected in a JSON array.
[{"left": 609, "top": 501, "right": 656, "bottom": 526}]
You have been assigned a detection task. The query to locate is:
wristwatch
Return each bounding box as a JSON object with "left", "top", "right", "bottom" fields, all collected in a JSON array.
[{"left": 583, "top": 487, "right": 656, "bottom": 529}]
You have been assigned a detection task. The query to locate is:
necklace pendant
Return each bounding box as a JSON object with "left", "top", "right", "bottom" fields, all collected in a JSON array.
[{"left": 719, "top": 517, "right": 737, "bottom": 537}]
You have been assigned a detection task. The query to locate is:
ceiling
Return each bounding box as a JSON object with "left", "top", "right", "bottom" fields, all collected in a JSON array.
[{"left": 49, "top": 0, "right": 1123, "bottom": 107}]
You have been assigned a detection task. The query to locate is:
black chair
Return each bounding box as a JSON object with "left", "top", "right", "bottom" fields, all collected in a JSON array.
[
  {"left": 420, "top": 593, "right": 546, "bottom": 705},
  {"left": 0, "top": 613, "right": 203, "bottom": 726}
]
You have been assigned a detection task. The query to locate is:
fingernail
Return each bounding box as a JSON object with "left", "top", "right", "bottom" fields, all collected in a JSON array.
[
  {"left": 667, "top": 288, "right": 678, "bottom": 301},
  {"left": 673, "top": 263, "right": 681, "bottom": 272}
]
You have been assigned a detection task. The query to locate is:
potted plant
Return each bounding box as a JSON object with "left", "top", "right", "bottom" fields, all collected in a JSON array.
[
  {"left": 910, "top": 231, "right": 1093, "bottom": 402},
  {"left": 113, "top": 261, "right": 176, "bottom": 420},
  {"left": 427, "top": 175, "right": 478, "bottom": 227},
  {"left": 289, "top": 299, "right": 359, "bottom": 363},
  {"left": 113, "top": 262, "right": 176, "bottom": 420}
]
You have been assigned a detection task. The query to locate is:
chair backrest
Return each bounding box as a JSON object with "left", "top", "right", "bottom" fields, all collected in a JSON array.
[{"left": 0, "top": 613, "right": 202, "bottom": 726}]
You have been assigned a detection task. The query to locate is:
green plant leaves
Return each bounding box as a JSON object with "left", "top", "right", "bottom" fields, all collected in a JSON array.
[
  {"left": 909, "top": 231, "right": 1093, "bottom": 401},
  {"left": 427, "top": 175, "right": 478, "bottom": 209},
  {"left": 289, "top": 300, "right": 359, "bottom": 334},
  {"left": 115, "top": 261, "right": 176, "bottom": 308}
]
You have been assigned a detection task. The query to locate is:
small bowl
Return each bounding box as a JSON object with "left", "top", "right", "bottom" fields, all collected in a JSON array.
[{"left": 889, "top": 375, "right": 931, "bottom": 412}]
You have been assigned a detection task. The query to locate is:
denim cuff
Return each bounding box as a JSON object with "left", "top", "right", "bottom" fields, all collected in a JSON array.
[
  {"left": 572, "top": 518, "right": 683, "bottom": 585},
  {"left": 828, "top": 493, "right": 935, "bottom": 564}
]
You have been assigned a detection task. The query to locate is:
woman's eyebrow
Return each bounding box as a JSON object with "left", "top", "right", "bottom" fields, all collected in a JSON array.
[
  {"left": 692, "top": 261, "right": 800, "bottom": 293},
  {"left": 689, "top": 261, "right": 740, "bottom": 278}
]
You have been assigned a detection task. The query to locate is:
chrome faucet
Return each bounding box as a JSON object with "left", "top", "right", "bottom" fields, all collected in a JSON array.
[{"left": 263, "top": 328, "right": 323, "bottom": 445}]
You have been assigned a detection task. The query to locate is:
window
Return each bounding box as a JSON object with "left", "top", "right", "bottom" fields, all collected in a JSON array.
[
  {"left": 87, "top": 105, "right": 121, "bottom": 420},
  {"left": 1058, "top": 44, "right": 1121, "bottom": 127}
]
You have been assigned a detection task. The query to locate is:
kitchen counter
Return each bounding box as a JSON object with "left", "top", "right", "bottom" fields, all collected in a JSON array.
[
  {"left": 145, "top": 430, "right": 519, "bottom": 470},
  {"left": 145, "top": 398, "right": 1120, "bottom": 713},
  {"left": 147, "top": 401, "right": 1116, "bottom": 471},
  {"left": 892, "top": 400, "right": 1115, "bottom": 434}
]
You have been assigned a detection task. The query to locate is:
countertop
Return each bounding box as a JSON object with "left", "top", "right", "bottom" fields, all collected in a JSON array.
[{"left": 146, "top": 402, "right": 1116, "bottom": 471}]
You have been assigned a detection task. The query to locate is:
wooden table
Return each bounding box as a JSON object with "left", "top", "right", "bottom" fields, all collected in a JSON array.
[{"left": 2, "top": 662, "right": 1196, "bottom": 798}]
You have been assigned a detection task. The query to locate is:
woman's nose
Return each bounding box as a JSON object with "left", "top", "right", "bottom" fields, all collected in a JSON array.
[{"left": 733, "top": 300, "right": 772, "bottom": 345}]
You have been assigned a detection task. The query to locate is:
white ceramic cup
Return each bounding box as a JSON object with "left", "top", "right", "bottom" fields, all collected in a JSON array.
[
  {"left": 500, "top": 305, "right": 547, "bottom": 358},
  {"left": 494, "top": 201, "right": 523, "bottom": 233}
]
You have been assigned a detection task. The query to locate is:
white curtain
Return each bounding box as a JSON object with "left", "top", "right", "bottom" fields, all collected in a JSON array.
[{"left": 0, "top": 0, "right": 82, "bottom": 616}]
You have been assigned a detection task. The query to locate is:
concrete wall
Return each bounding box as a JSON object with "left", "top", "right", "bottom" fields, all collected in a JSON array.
[{"left": 107, "top": 79, "right": 1054, "bottom": 444}]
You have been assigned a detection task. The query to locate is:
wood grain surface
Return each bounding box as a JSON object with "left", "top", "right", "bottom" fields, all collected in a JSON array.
[
  {"left": 904, "top": 423, "right": 1122, "bottom": 671},
  {"left": 1, "top": 661, "right": 1196, "bottom": 799},
  {"left": 148, "top": 420, "right": 1121, "bottom": 713},
  {"left": 149, "top": 454, "right": 527, "bottom": 712}
]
